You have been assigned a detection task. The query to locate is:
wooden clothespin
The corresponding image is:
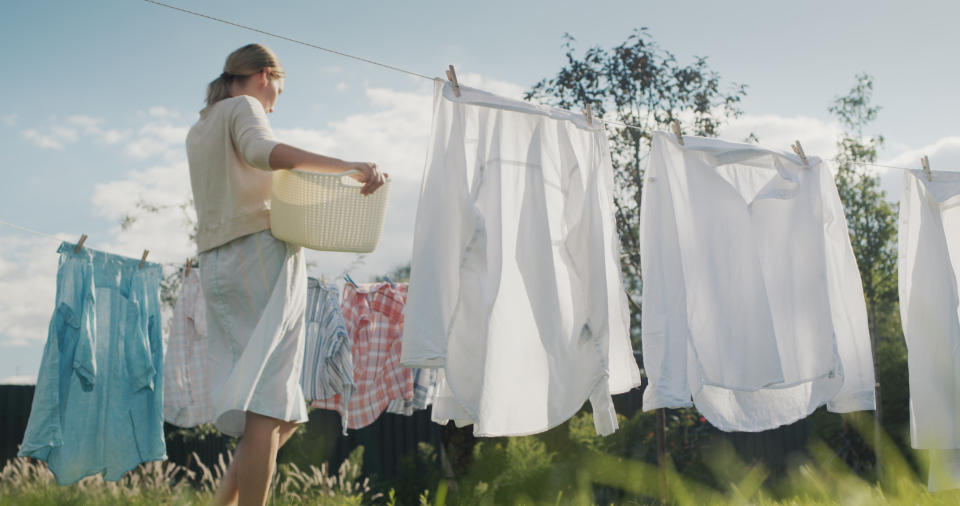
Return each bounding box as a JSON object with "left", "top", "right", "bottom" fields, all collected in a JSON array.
[
  {"left": 671, "top": 121, "right": 684, "bottom": 146},
  {"left": 446, "top": 65, "right": 461, "bottom": 97},
  {"left": 184, "top": 258, "right": 192, "bottom": 277},
  {"left": 320, "top": 273, "right": 327, "bottom": 284},
  {"left": 921, "top": 155, "right": 932, "bottom": 181},
  {"left": 791, "top": 140, "right": 808, "bottom": 166},
  {"left": 139, "top": 250, "right": 149, "bottom": 269},
  {"left": 583, "top": 104, "right": 593, "bottom": 126},
  {"left": 74, "top": 234, "right": 88, "bottom": 254}
]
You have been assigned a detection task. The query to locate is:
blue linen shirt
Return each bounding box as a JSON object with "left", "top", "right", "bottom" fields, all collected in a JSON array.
[{"left": 18, "top": 242, "right": 166, "bottom": 485}]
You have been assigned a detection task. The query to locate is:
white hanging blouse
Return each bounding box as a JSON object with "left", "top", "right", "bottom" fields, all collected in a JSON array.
[
  {"left": 402, "top": 79, "right": 642, "bottom": 437},
  {"left": 899, "top": 169, "right": 960, "bottom": 491},
  {"left": 640, "top": 132, "right": 875, "bottom": 432}
]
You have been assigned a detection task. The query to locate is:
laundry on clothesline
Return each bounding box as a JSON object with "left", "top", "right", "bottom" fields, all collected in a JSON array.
[
  {"left": 300, "top": 278, "right": 356, "bottom": 433},
  {"left": 386, "top": 368, "right": 438, "bottom": 416},
  {"left": 639, "top": 131, "right": 876, "bottom": 432},
  {"left": 402, "top": 79, "right": 642, "bottom": 437},
  {"left": 163, "top": 268, "right": 214, "bottom": 428},
  {"left": 899, "top": 168, "right": 960, "bottom": 491},
  {"left": 312, "top": 281, "right": 413, "bottom": 431},
  {"left": 18, "top": 242, "right": 166, "bottom": 485}
]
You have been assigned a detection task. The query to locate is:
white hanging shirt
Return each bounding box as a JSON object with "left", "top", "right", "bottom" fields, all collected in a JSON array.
[
  {"left": 402, "top": 79, "right": 642, "bottom": 437},
  {"left": 899, "top": 169, "right": 960, "bottom": 491},
  {"left": 640, "top": 132, "right": 875, "bottom": 432}
]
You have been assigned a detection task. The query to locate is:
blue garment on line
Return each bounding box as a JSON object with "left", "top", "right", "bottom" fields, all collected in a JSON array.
[{"left": 18, "top": 242, "right": 166, "bottom": 485}]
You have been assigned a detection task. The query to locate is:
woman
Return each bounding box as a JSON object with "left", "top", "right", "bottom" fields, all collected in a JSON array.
[{"left": 186, "top": 43, "right": 385, "bottom": 506}]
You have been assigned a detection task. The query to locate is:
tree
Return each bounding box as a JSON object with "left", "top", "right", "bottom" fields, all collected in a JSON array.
[
  {"left": 526, "top": 28, "right": 747, "bottom": 344},
  {"left": 829, "top": 73, "right": 898, "bottom": 339},
  {"left": 827, "top": 73, "right": 908, "bottom": 476}
]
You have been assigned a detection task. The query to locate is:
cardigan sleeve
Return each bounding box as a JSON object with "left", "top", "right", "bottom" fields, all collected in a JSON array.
[{"left": 230, "top": 96, "right": 279, "bottom": 171}]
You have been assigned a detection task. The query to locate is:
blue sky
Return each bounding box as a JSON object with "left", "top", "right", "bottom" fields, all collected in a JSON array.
[{"left": 1, "top": 0, "right": 958, "bottom": 382}]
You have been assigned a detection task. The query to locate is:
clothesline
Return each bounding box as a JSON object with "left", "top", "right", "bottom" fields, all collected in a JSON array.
[
  {"left": 140, "top": 0, "right": 674, "bottom": 136},
  {"left": 0, "top": 219, "right": 179, "bottom": 268},
  {"left": 142, "top": 1, "right": 931, "bottom": 175},
  {"left": 142, "top": 0, "right": 435, "bottom": 82}
]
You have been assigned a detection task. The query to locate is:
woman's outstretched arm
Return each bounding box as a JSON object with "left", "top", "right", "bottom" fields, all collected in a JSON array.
[{"left": 268, "top": 143, "right": 386, "bottom": 195}]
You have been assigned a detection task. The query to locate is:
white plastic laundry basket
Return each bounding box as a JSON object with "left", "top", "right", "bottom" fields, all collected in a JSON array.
[{"left": 270, "top": 169, "right": 390, "bottom": 253}]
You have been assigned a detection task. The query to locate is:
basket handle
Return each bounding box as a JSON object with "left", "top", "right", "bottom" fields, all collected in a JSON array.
[
  {"left": 338, "top": 170, "right": 363, "bottom": 188},
  {"left": 336, "top": 169, "right": 390, "bottom": 188}
]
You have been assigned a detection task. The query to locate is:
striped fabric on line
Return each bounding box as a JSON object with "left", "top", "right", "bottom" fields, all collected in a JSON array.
[
  {"left": 386, "top": 367, "right": 437, "bottom": 416},
  {"left": 301, "top": 278, "right": 356, "bottom": 432}
]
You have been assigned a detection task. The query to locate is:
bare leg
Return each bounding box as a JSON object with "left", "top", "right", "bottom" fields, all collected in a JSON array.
[
  {"left": 211, "top": 415, "right": 303, "bottom": 506},
  {"left": 235, "top": 412, "right": 286, "bottom": 506},
  {"left": 213, "top": 438, "right": 244, "bottom": 506},
  {"left": 278, "top": 420, "right": 300, "bottom": 449}
]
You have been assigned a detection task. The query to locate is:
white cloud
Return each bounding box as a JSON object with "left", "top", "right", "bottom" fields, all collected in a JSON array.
[
  {"left": 0, "top": 375, "right": 37, "bottom": 385},
  {"left": 23, "top": 129, "right": 64, "bottom": 150},
  {"left": 0, "top": 234, "right": 63, "bottom": 347},
  {"left": 721, "top": 114, "right": 842, "bottom": 162},
  {"left": 67, "top": 115, "right": 103, "bottom": 133},
  {"left": 148, "top": 106, "right": 181, "bottom": 119},
  {"left": 124, "top": 123, "right": 189, "bottom": 161},
  {"left": 91, "top": 160, "right": 195, "bottom": 263},
  {"left": 885, "top": 136, "right": 960, "bottom": 171},
  {"left": 23, "top": 115, "right": 130, "bottom": 150},
  {"left": 336, "top": 82, "right": 348, "bottom": 92},
  {"left": 458, "top": 71, "right": 527, "bottom": 101},
  {"left": 2, "top": 113, "right": 17, "bottom": 126},
  {"left": 50, "top": 125, "right": 79, "bottom": 143},
  {"left": 874, "top": 136, "right": 960, "bottom": 202}
]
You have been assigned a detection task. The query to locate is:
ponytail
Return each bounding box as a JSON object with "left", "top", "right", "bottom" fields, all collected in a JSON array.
[{"left": 205, "top": 44, "right": 285, "bottom": 107}]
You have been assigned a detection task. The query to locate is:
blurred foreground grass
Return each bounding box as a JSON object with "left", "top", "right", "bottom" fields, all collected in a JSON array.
[{"left": 3, "top": 413, "right": 960, "bottom": 505}]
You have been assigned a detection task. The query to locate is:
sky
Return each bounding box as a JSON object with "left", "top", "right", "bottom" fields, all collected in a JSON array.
[{"left": 1, "top": 0, "right": 958, "bottom": 383}]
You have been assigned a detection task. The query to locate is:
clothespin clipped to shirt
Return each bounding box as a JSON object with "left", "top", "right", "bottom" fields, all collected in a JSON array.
[
  {"left": 139, "top": 250, "right": 149, "bottom": 269},
  {"left": 791, "top": 140, "right": 809, "bottom": 167},
  {"left": 384, "top": 275, "right": 395, "bottom": 288},
  {"left": 921, "top": 155, "right": 932, "bottom": 181},
  {"left": 320, "top": 273, "right": 327, "bottom": 284},
  {"left": 446, "top": 65, "right": 461, "bottom": 97},
  {"left": 671, "top": 121, "right": 684, "bottom": 146},
  {"left": 583, "top": 104, "right": 593, "bottom": 126},
  {"left": 73, "top": 234, "right": 88, "bottom": 254},
  {"left": 344, "top": 273, "right": 359, "bottom": 289},
  {"left": 184, "top": 258, "right": 192, "bottom": 277}
]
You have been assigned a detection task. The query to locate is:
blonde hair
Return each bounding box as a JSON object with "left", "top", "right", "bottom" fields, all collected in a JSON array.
[{"left": 205, "top": 44, "right": 285, "bottom": 107}]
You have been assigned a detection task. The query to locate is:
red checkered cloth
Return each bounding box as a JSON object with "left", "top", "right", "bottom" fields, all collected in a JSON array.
[{"left": 312, "top": 282, "right": 413, "bottom": 429}]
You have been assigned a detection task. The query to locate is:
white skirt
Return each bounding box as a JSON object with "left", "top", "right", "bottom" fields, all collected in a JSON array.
[{"left": 198, "top": 229, "right": 309, "bottom": 437}]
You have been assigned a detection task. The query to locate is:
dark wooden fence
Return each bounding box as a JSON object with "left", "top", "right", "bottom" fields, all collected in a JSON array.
[{"left": 2, "top": 382, "right": 810, "bottom": 489}]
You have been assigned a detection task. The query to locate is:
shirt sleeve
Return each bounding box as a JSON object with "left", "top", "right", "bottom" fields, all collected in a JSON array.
[
  {"left": 230, "top": 96, "right": 279, "bottom": 171},
  {"left": 18, "top": 250, "right": 95, "bottom": 460},
  {"left": 17, "top": 318, "right": 64, "bottom": 460},
  {"left": 400, "top": 80, "right": 474, "bottom": 367},
  {"left": 819, "top": 161, "right": 877, "bottom": 412},
  {"left": 640, "top": 134, "right": 694, "bottom": 411},
  {"left": 125, "top": 294, "right": 156, "bottom": 393},
  {"left": 71, "top": 262, "right": 97, "bottom": 388}
]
